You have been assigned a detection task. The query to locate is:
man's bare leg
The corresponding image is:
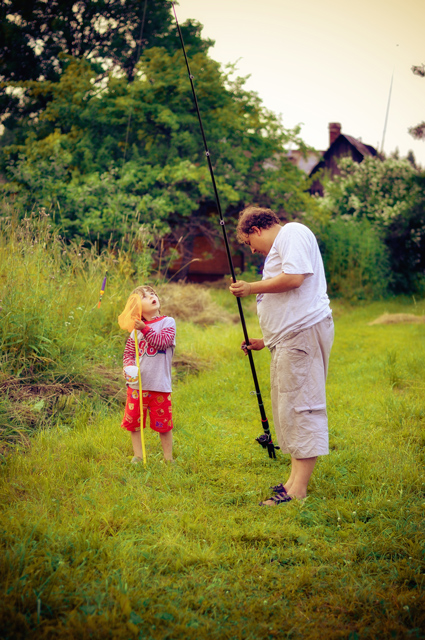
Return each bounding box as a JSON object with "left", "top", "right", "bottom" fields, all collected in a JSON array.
[
  {"left": 283, "top": 457, "right": 297, "bottom": 493},
  {"left": 262, "top": 456, "right": 317, "bottom": 505},
  {"left": 287, "top": 457, "right": 317, "bottom": 499}
]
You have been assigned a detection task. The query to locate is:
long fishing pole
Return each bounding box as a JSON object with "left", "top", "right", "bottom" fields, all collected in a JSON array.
[{"left": 172, "top": 3, "right": 278, "bottom": 459}]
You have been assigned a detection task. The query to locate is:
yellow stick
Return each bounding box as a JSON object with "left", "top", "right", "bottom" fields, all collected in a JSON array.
[{"left": 134, "top": 330, "right": 147, "bottom": 466}]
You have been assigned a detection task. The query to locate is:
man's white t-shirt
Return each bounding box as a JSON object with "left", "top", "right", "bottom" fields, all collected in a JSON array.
[{"left": 257, "top": 223, "right": 331, "bottom": 349}]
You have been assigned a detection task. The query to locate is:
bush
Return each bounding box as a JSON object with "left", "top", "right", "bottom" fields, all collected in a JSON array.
[
  {"left": 313, "top": 216, "right": 391, "bottom": 300},
  {"left": 384, "top": 173, "right": 425, "bottom": 293},
  {"left": 319, "top": 157, "right": 425, "bottom": 294}
]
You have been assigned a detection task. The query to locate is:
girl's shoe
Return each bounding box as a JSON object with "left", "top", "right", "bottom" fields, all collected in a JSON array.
[{"left": 131, "top": 456, "right": 143, "bottom": 464}]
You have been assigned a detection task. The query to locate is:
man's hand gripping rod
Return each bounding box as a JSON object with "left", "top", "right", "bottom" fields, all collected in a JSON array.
[{"left": 172, "top": 4, "right": 278, "bottom": 458}]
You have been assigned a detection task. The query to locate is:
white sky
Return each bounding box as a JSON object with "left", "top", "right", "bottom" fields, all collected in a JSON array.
[{"left": 174, "top": 0, "right": 425, "bottom": 166}]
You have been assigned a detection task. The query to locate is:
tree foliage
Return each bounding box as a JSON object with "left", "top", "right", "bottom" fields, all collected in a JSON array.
[
  {"left": 408, "top": 64, "right": 425, "bottom": 141},
  {"left": 0, "top": 0, "right": 212, "bottom": 127},
  {"left": 1, "top": 49, "right": 312, "bottom": 249}
]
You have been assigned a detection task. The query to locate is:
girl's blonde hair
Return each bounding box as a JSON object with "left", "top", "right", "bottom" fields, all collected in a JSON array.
[{"left": 118, "top": 285, "right": 160, "bottom": 332}]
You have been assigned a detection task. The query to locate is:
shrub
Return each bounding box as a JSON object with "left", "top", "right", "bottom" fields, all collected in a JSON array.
[
  {"left": 315, "top": 216, "right": 391, "bottom": 300},
  {"left": 319, "top": 157, "right": 425, "bottom": 294}
]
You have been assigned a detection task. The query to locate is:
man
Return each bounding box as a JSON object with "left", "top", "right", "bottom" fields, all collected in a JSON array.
[{"left": 229, "top": 206, "right": 334, "bottom": 506}]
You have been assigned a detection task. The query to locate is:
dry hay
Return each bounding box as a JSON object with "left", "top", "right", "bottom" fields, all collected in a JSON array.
[
  {"left": 172, "top": 352, "right": 210, "bottom": 380},
  {"left": 1, "top": 366, "right": 123, "bottom": 405},
  {"left": 0, "top": 367, "right": 125, "bottom": 452},
  {"left": 368, "top": 313, "right": 425, "bottom": 325},
  {"left": 158, "top": 282, "right": 238, "bottom": 325}
]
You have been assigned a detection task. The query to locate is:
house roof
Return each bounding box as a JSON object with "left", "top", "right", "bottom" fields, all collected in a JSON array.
[
  {"left": 310, "top": 133, "right": 377, "bottom": 176},
  {"left": 339, "top": 135, "right": 377, "bottom": 159}
]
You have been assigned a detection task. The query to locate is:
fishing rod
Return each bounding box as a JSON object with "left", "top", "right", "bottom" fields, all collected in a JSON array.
[{"left": 172, "top": 4, "right": 278, "bottom": 459}]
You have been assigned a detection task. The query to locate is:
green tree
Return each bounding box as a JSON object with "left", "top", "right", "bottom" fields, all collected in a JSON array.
[
  {"left": 0, "top": 0, "right": 212, "bottom": 130},
  {"left": 1, "top": 49, "right": 313, "bottom": 254}
]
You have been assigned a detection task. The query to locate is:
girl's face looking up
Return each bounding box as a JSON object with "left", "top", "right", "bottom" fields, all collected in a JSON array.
[{"left": 141, "top": 290, "right": 160, "bottom": 319}]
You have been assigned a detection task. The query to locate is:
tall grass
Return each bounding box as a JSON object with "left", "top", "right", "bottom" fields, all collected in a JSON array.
[
  {"left": 0, "top": 210, "right": 136, "bottom": 448},
  {"left": 0, "top": 212, "right": 239, "bottom": 448},
  {"left": 0, "top": 211, "right": 125, "bottom": 376},
  {"left": 1, "top": 293, "right": 424, "bottom": 639}
]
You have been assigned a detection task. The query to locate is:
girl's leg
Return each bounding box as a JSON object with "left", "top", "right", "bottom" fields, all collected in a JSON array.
[
  {"left": 130, "top": 430, "right": 143, "bottom": 459},
  {"left": 130, "top": 395, "right": 148, "bottom": 461},
  {"left": 159, "top": 431, "right": 173, "bottom": 461}
]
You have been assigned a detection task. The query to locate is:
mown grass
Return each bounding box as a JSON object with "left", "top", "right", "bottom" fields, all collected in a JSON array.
[{"left": 1, "top": 294, "right": 424, "bottom": 639}]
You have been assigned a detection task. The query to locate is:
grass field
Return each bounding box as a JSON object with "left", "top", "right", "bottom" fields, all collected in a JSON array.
[{"left": 1, "top": 295, "right": 425, "bottom": 639}]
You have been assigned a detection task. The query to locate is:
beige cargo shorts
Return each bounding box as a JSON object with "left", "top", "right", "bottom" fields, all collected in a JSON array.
[{"left": 270, "top": 315, "right": 334, "bottom": 459}]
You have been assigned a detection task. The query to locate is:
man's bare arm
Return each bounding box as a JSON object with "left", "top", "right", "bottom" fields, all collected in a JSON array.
[{"left": 230, "top": 273, "right": 305, "bottom": 297}]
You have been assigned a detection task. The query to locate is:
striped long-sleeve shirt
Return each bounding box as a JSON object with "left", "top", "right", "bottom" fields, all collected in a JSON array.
[{"left": 123, "top": 315, "right": 176, "bottom": 393}]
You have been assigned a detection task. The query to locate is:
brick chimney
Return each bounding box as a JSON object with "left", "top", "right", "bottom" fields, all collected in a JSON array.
[{"left": 329, "top": 122, "right": 341, "bottom": 146}]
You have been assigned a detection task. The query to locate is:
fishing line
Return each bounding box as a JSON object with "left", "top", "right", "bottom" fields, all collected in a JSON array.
[{"left": 171, "top": 3, "right": 278, "bottom": 459}]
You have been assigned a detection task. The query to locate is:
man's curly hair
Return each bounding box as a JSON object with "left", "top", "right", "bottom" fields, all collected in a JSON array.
[{"left": 236, "top": 206, "right": 281, "bottom": 243}]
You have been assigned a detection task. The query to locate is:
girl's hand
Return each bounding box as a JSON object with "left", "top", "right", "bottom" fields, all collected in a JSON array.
[{"left": 134, "top": 319, "right": 145, "bottom": 330}]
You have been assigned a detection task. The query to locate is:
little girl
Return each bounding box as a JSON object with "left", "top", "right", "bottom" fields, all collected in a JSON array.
[{"left": 119, "top": 285, "right": 176, "bottom": 462}]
